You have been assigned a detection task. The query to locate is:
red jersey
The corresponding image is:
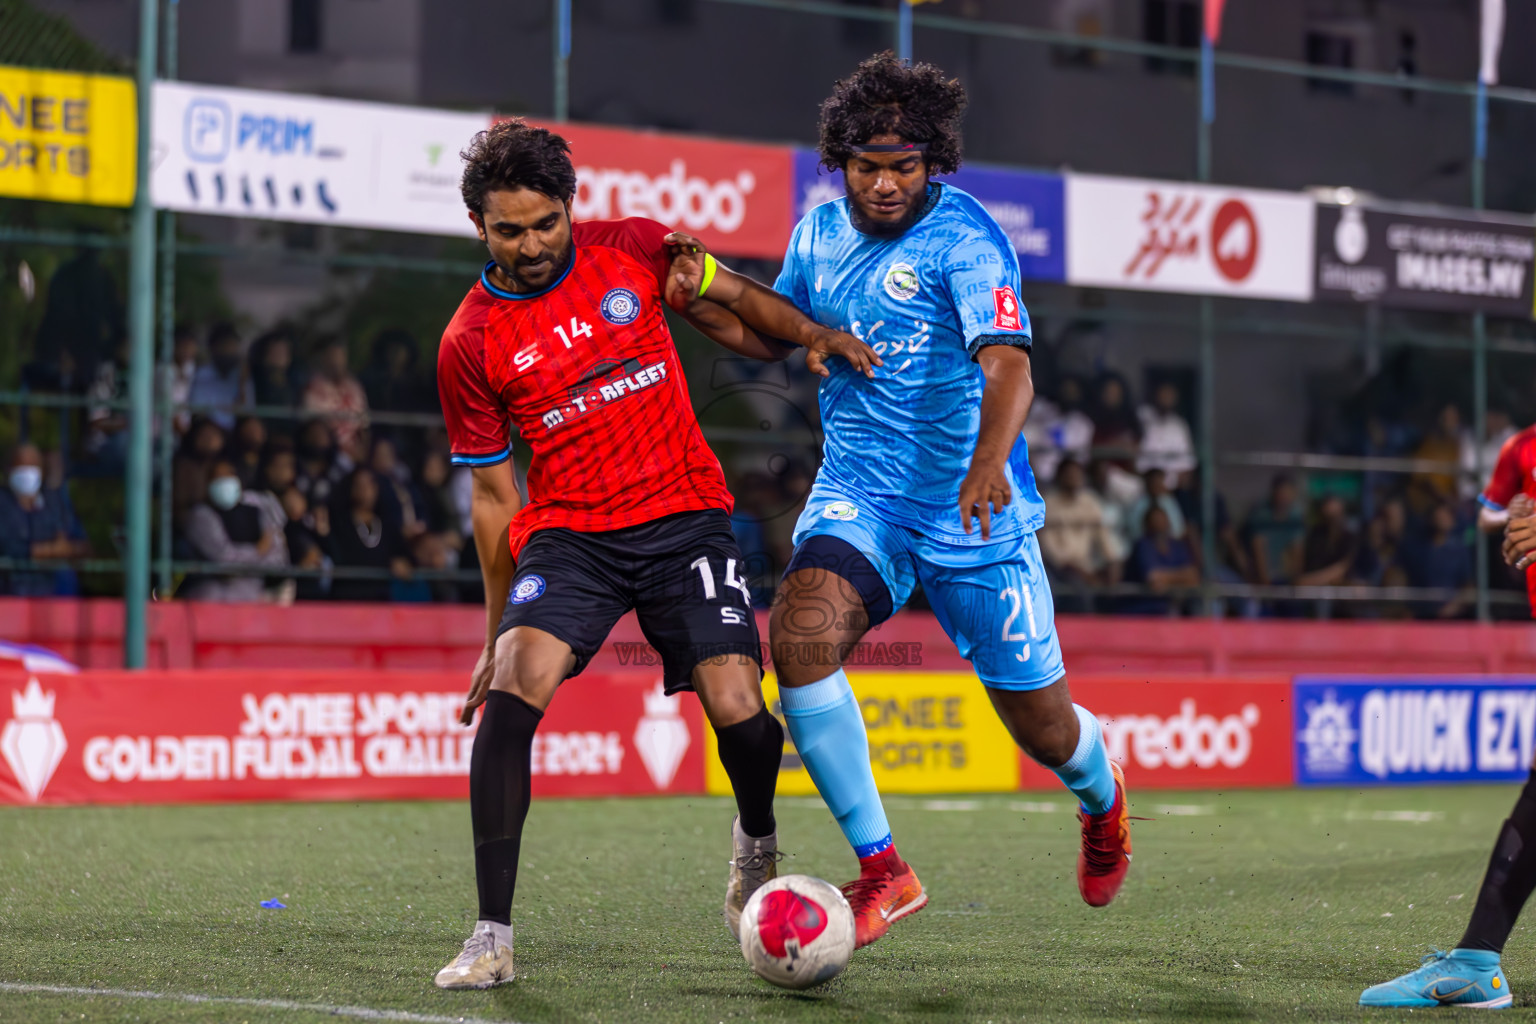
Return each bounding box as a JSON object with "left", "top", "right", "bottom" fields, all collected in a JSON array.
[
  {"left": 437, "top": 217, "right": 732, "bottom": 558},
  {"left": 1482, "top": 424, "right": 1536, "bottom": 616}
]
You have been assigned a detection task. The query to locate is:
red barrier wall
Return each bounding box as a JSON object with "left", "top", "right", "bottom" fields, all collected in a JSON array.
[{"left": 7, "top": 597, "right": 1536, "bottom": 677}]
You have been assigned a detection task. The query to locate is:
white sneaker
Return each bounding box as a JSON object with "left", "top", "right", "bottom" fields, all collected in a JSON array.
[
  {"left": 434, "top": 921, "right": 514, "bottom": 989},
  {"left": 724, "top": 816, "right": 782, "bottom": 940}
]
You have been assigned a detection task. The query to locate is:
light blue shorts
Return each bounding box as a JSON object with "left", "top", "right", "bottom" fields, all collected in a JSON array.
[{"left": 791, "top": 490, "right": 1066, "bottom": 691}]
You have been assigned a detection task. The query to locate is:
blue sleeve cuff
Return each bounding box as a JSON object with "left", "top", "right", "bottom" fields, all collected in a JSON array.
[
  {"left": 450, "top": 445, "right": 512, "bottom": 468},
  {"left": 1479, "top": 495, "right": 1507, "bottom": 513}
]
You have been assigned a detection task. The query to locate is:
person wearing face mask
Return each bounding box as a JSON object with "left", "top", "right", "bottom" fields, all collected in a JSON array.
[
  {"left": 0, "top": 443, "right": 91, "bottom": 597},
  {"left": 181, "top": 459, "right": 287, "bottom": 602},
  {"left": 188, "top": 323, "right": 254, "bottom": 432}
]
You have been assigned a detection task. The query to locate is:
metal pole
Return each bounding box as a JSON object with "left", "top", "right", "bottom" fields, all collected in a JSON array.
[
  {"left": 1197, "top": 34, "right": 1213, "bottom": 182},
  {"left": 125, "top": 0, "right": 160, "bottom": 667},
  {"left": 898, "top": 0, "right": 912, "bottom": 62},
  {"left": 553, "top": 0, "right": 571, "bottom": 121},
  {"left": 1472, "top": 83, "right": 1490, "bottom": 622},
  {"left": 156, "top": 0, "right": 178, "bottom": 599},
  {"left": 1199, "top": 297, "right": 1217, "bottom": 614}
]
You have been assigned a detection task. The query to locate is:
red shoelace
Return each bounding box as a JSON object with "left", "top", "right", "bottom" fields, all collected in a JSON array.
[
  {"left": 1078, "top": 808, "right": 1126, "bottom": 875},
  {"left": 841, "top": 873, "right": 891, "bottom": 911}
]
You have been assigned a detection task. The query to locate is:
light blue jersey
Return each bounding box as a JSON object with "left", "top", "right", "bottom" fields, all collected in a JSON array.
[{"left": 774, "top": 183, "right": 1044, "bottom": 542}]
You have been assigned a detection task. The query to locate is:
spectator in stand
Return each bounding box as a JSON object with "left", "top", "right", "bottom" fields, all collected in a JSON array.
[
  {"left": 1245, "top": 473, "right": 1307, "bottom": 586},
  {"left": 188, "top": 323, "right": 252, "bottom": 431},
  {"left": 328, "top": 467, "right": 412, "bottom": 603},
  {"left": 303, "top": 338, "right": 370, "bottom": 450},
  {"left": 295, "top": 419, "right": 339, "bottom": 508},
  {"left": 0, "top": 443, "right": 90, "bottom": 597},
  {"left": 401, "top": 531, "right": 461, "bottom": 604},
  {"left": 417, "top": 449, "right": 465, "bottom": 552},
  {"left": 1087, "top": 458, "right": 1134, "bottom": 560},
  {"left": 1402, "top": 500, "right": 1474, "bottom": 619},
  {"left": 230, "top": 416, "right": 268, "bottom": 490},
  {"left": 171, "top": 417, "right": 227, "bottom": 530},
  {"left": 81, "top": 338, "right": 130, "bottom": 476},
  {"left": 1298, "top": 495, "right": 1359, "bottom": 588},
  {"left": 181, "top": 458, "right": 287, "bottom": 602},
  {"left": 1408, "top": 402, "right": 1468, "bottom": 514},
  {"left": 368, "top": 436, "right": 425, "bottom": 539},
  {"left": 1136, "top": 381, "right": 1196, "bottom": 477},
  {"left": 359, "top": 330, "right": 426, "bottom": 417},
  {"left": 280, "top": 485, "right": 330, "bottom": 602},
  {"left": 1126, "top": 467, "right": 1186, "bottom": 549},
  {"left": 250, "top": 326, "right": 304, "bottom": 421},
  {"left": 1039, "top": 458, "right": 1120, "bottom": 595},
  {"left": 161, "top": 324, "right": 201, "bottom": 437},
  {"left": 1091, "top": 374, "right": 1141, "bottom": 472},
  {"left": 257, "top": 438, "right": 298, "bottom": 500},
  {"left": 1462, "top": 408, "right": 1516, "bottom": 501},
  {"left": 1122, "top": 504, "right": 1199, "bottom": 616}
]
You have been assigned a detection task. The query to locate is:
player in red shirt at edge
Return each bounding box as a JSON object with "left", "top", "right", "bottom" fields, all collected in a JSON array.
[{"left": 431, "top": 119, "right": 879, "bottom": 989}]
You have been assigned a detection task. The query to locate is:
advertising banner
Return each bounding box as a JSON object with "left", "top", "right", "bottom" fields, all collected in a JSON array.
[
  {"left": 1065, "top": 173, "right": 1314, "bottom": 301},
  {"left": 1017, "top": 676, "right": 1294, "bottom": 790},
  {"left": 705, "top": 673, "right": 1021, "bottom": 797},
  {"left": 151, "top": 81, "right": 486, "bottom": 236},
  {"left": 541, "top": 120, "right": 795, "bottom": 259},
  {"left": 1315, "top": 203, "right": 1535, "bottom": 317},
  {"left": 0, "top": 670, "right": 705, "bottom": 805},
  {"left": 1294, "top": 677, "right": 1536, "bottom": 786},
  {"left": 792, "top": 149, "right": 1066, "bottom": 281},
  {"left": 0, "top": 64, "right": 136, "bottom": 207}
]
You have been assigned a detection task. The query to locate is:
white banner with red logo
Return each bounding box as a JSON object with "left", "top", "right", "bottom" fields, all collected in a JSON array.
[
  {"left": 1065, "top": 174, "right": 1315, "bottom": 302},
  {"left": 0, "top": 670, "right": 705, "bottom": 805}
]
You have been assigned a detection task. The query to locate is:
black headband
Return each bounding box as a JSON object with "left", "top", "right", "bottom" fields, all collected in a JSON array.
[{"left": 852, "top": 142, "right": 928, "bottom": 154}]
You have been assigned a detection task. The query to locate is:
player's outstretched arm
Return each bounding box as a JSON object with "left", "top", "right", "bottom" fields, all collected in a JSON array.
[
  {"left": 663, "top": 231, "right": 882, "bottom": 378},
  {"left": 462, "top": 459, "right": 523, "bottom": 725},
  {"left": 959, "top": 344, "right": 1035, "bottom": 541}
]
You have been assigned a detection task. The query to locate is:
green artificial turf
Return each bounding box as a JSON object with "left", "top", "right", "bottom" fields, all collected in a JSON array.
[{"left": 1, "top": 787, "right": 1532, "bottom": 1023}]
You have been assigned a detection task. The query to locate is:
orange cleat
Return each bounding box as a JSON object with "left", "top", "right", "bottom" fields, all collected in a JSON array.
[
  {"left": 841, "top": 850, "right": 927, "bottom": 949},
  {"left": 1077, "top": 760, "right": 1131, "bottom": 907}
]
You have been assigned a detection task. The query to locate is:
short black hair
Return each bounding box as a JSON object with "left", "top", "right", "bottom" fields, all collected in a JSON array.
[
  {"left": 817, "top": 51, "right": 967, "bottom": 175},
  {"left": 460, "top": 118, "right": 578, "bottom": 215}
]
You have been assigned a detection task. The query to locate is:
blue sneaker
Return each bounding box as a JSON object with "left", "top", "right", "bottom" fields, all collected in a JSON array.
[{"left": 1360, "top": 948, "right": 1512, "bottom": 1009}]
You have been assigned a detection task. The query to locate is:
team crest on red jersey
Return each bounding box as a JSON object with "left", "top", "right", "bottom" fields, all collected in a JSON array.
[{"left": 992, "top": 286, "right": 1022, "bottom": 331}]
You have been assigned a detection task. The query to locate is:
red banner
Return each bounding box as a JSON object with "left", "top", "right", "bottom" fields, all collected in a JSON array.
[
  {"left": 1019, "top": 676, "right": 1294, "bottom": 789},
  {"left": 0, "top": 670, "right": 705, "bottom": 806},
  {"left": 527, "top": 120, "right": 795, "bottom": 259}
]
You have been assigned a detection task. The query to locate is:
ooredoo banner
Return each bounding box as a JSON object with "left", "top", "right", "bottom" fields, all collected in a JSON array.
[
  {"left": 1294, "top": 677, "right": 1536, "bottom": 786},
  {"left": 1018, "top": 676, "right": 1294, "bottom": 789},
  {"left": 0, "top": 670, "right": 705, "bottom": 805},
  {"left": 793, "top": 150, "right": 1066, "bottom": 281},
  {"left": 1065, "top": 173, "right": 1315, "bottom": 301}
]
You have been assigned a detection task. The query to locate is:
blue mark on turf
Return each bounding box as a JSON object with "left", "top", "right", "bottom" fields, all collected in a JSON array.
[{"left": 259, "top": 899, "right": 287, "bottom": 910}]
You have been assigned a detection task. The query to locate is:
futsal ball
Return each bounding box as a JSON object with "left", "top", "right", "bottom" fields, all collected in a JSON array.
[{"left": 739, "top": 874, "right": 855, "bottom": 989}]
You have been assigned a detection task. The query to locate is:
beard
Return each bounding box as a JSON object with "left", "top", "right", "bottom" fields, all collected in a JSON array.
[
  {"left": 845, "top": 183, "right": 927, "bottom": 239},
  {"left": 500, "top": 235, "right": 575, "bottom": 292}
]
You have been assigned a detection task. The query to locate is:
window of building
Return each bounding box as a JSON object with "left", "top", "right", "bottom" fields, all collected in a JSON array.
[
  {"left": 1142, "top": 0, "right": 1198, "bottom": 76},
  {"left": 289, "top": 0, "right": 323, "bottom": 54},
  {"left": 1306, "top": 28, "right": 1355, "bottom": 95}
]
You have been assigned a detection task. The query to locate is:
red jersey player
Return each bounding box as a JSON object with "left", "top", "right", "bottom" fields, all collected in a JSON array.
[
  {"left": 431, "top": 119, "right": 877, "bottom": 989},
  {"left": 1480, "top": 424, "right": 1536, "bottom": 615}
]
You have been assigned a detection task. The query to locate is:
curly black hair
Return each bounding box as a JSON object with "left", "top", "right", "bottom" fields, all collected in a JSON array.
[
  {"left": 817, "top": 51, "right": 967, "bottom": 175},
  {"left": 459, "top": 118, "right": 577, "bottom": 215}
]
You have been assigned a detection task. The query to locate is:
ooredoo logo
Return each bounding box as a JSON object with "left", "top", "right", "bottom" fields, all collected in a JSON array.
[
  {"left": 1210, "top": 199, "right": 1259, "bottom": 282},
  {"left": 1100, "top": 700, "right": 1261, "bottom": 771},
  {"left": 573, "top": 159, "right": 756, "bottom": 235}
]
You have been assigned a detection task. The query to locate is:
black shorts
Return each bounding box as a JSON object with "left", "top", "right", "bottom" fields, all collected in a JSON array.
[{"left": 497, "top": 509, "right": 762, "bottom": 693}]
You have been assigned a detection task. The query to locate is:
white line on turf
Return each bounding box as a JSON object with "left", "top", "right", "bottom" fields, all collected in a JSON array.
[
  {"left": 0, "top": 982, "right": 522, "bottom": 1024},
  {"left": 1344, "top": 810, "right": 1444, "bottom": 823},
  {"left": 921, "top": 799, "right": 981, "bottom": 811},
  {"left": 1008, "top": 801, "right": 1061, "bottom": 813},
  {"left": 1154, "top": 804, "right": 1215, "bottom": 816}
]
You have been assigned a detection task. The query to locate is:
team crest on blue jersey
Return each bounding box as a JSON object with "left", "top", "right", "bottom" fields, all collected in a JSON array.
[
  {"left": 600, "top": 288, "right": 641, "bottom": 325},
  {"left": 822, "top": 502, "right": 859, "bottom": 521},
  {"left": 511, "top": 575, "right": 546, "bottom": 604},
  {"left": 882, "top": 262, "right": 920, "bottom": 301}
]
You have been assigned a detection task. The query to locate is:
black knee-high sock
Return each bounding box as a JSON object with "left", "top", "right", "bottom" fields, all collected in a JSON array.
[
  {"left": 714, "top": 708, "right": 783, "bottom": 839},
  {"left": 1459, "top": 772, "right": 1536, "bottom": 953},
  {"left": 471, "top": 691, "right": 543, "bottom": 926}
]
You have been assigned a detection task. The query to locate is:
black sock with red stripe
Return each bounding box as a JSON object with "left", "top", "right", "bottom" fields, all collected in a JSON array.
[
  {"left": 471, "top": 690, "right": 543, "bottom": 926},
  {"left": 1459, "top": 770, "right": 1536, "bottom": 953}
]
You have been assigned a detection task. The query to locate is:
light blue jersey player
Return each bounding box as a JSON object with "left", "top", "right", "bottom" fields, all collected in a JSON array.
[{"left": 760, "top": 54, "right": 1132, "bottom": 948}]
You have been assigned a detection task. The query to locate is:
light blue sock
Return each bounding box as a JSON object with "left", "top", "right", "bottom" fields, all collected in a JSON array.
[
  {"left": 1450, "top": 949, "right": 1502, "bottom": 969},
  {"left": 779, "top": 669, "right": 893, "bottom": 858},
  {"left": 1051, "top": 704, "right": 1117, "bottom": 815}
]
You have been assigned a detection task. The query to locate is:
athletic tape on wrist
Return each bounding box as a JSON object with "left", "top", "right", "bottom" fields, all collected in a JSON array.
[{"left": 698, "top": 253, "right": 718, "bottom": 297}]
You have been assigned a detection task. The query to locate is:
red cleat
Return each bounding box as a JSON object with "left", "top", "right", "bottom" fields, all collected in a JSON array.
[
  {"left": 840, "top": 848, "right": 927, "bottom": 949},
  {"left": 1077, "top": 760, "right": 1131, "bottom": 907}
]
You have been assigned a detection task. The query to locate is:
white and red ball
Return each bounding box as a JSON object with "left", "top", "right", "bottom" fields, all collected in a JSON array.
[{"left": 739, "top": 874, "right": 855, "bottom": 989}]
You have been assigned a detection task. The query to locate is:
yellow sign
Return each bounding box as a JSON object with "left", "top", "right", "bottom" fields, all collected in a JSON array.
[
  {"left": 706, "top": 672, "right": 1020, "bottom": 797},
  {"left": 0, "top": 65, "right": 136, "bottom": 207}
]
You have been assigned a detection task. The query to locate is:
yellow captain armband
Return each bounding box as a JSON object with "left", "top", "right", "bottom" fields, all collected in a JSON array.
[{"left": 698, "top": 253, "right": 719, "bottom": 297}]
